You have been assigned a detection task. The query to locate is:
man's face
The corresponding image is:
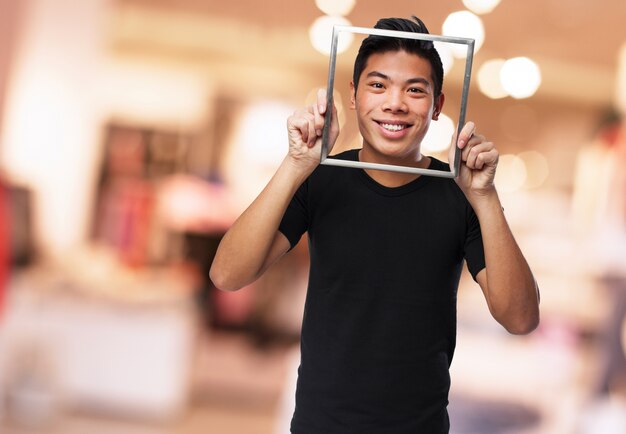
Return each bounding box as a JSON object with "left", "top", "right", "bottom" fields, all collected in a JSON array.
[{"left": 350, "top": 50, "right": 444, "bottom": 163}]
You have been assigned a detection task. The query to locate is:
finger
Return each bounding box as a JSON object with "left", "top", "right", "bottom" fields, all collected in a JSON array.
[
  {"left": 313, "top": 99, "right": 324, "bottom": 139},
  {"left": 457, "top": 121, "right": 476, "bottom": 149},
  {"left": 461, "top": 134, "right": 487, "bottom": 162},
  {"left": 469, "top": 148, "right": 498, "bottom": 170},
  {"left": 462, "top": 140, "right": 488, "bottom": 166},
  {"left": 289, "top": 111, "right": 316, "bottom": 145},
  {"left": 317, "top": 88, "right": 327, "bottom": 115},
  {"left": 289, "top": 115, "right": 309, "bottom": 144},
  {"left": 474, "top": 149, "right": 499, "bottom": 170},
  {"left": 464, "top": 142, "right": 496, "bottom": 169},
  {"left": 305, "top": 109, "right": 317, "bottom": 147}
]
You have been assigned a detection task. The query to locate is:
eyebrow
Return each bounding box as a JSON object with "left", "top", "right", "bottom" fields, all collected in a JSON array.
[{"left": 366, "top": 71, "right": 432, "bottom": 88}]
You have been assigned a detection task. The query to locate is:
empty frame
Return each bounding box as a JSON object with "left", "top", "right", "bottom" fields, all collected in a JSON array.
[{"left": 321, "top": 26, "right": 475, "bottom": 178}]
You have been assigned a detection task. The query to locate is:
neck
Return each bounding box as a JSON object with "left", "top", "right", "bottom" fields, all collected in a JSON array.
[{"left": 358, "top": 148, "right": 430, "bottom": 187}]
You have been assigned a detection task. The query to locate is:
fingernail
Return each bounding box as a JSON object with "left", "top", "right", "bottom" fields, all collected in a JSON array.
[{"left": 316, "top": 129, "right": 322, "bottom": 136}]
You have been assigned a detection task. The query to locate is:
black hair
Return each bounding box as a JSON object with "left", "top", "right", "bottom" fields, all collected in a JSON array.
[{"left": 352, "top": 16, "right": 444, "bottom": 98}]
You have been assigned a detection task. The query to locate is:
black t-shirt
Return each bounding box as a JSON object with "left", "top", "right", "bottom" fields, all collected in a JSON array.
[{"left": 279, "top": 149, "right": 486, "bottom": 434}]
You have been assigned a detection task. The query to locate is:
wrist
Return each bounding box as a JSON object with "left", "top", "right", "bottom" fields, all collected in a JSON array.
[
  {"left": 466, "top": 188, "right": 502, "bottom": 217},
  {"left": 281, "top": 155, "right": 317, "bottom": 184}
]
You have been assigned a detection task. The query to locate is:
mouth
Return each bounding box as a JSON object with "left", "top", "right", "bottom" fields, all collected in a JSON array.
[{"left": 375, "top": 120, "right": 413, "bottom": 133}]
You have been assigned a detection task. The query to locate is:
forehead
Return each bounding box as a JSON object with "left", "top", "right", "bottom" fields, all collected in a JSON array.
[{"left": 361, "top": 50, "right": 433, "bottom": 82}]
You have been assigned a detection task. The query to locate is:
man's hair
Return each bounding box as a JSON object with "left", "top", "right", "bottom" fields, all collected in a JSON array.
[{"left": 352, "top": 16, "right": 444, "bottom": 98}]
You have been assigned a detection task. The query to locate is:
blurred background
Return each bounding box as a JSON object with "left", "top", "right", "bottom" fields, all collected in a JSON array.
[{"left": 0, "top": 0, "right": 625, "bottom": 433}]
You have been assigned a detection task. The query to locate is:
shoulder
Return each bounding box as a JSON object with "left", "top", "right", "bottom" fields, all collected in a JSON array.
[
  {"left": 425, "top": 156, "right": 472, "bottom": 207},
  {"left": 428, "top": 156, "right": 451, "bottom": 172},
  {"left": 327, "top": 148, "right": 360, "bottom": 161}
]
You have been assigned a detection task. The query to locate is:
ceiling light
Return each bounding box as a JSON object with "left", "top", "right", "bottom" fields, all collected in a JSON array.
[
  {"left": 462, "top": 0, "right": 502, "bottom": 15},
  {"left": 309, "top": 15, "right": 353, "bottom": 55},
  {"left": 315, "top": 0, "right": 356, "bottom": 16},
  {"left": 442, "top": 11, "right": 484, "bottom": 58},
  {"left": 500, "top": 57, "right": 542, "bottom": 99},
  {"left": 477, "top": 58, "right": 508, "bottom": 99}
]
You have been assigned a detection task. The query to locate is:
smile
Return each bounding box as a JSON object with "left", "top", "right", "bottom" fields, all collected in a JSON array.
[
  {"left": 381, "top": 123, "right": 406, "bottom": 132},
  {"left": 377, "top": 121, "right": 412, "bottom": 132}
]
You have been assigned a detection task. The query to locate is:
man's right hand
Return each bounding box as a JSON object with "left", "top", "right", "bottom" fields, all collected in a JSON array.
[{"left": 286, "top": 88, "right": 339, "bottom": 171}]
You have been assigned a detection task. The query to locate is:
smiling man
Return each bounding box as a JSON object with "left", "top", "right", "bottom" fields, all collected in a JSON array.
[
  {"left": 210, "top": 16, "right": 540, "bottom": 434},
  {"left": 352, "top": 49, "right": 444, "bottom": 182}
]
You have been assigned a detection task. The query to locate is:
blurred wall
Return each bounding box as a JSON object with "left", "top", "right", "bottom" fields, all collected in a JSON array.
[
  {"left": 0, "top": 0, "right": 23, "bottom": 144},
  {"left": 0, "top": 0, "right": 112, "bottom": 257}
]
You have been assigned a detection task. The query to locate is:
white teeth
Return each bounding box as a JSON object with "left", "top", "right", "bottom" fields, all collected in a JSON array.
[{"left": 381, "top": 123, "right": 406, "bottom": 132}]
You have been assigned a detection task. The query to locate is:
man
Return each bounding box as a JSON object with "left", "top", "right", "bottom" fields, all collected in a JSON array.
[{"left": 210, "top": 16, "right": 540, "bottom": 434}]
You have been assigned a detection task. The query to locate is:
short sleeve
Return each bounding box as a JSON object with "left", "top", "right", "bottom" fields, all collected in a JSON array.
[
  {"left": 464, "top": 204, "right": 486, "bottom": 281},
  {"left": 278, "top": 179, "right": 309, "bottom": 250}
]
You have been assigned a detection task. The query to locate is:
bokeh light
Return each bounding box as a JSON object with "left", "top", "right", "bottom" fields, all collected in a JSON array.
[
  {"left": 495, "top": 154, "right": 527, "bottom": 192},
  {"left": 462, "top": 0, "right": 502, "bottom": 15},
  {"left": 434, "top": 41, "right": 455, "bottom": 76},
  {"left": 309, "top": 16, "right": 353, "bottom": 55},
  {"left": 315, "top": 0, "right": 356, "bottom": 16},
  {"left": 478, "top": 58, "right": 508, "bottom": 99},
  {"left": 518, "top": 150, "right": 550, "bottom": 189},
  {"left": 500, "top": 57, "right": 542, "bottom": 99},
  {"left": 442, "top": 11, "right": 484, "bottom": 58},
  {"left": 422, "top": 113, "right": 455, "bottom": 153}
]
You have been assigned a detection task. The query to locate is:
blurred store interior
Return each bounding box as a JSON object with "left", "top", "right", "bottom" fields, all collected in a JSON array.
[{"left": 1, "top": 0, "right": 626, "bottom": 433}]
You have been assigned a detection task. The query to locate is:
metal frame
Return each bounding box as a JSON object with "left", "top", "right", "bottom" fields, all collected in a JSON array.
[{"left": 321, "top": 25, "right": 475, "bottom": 178}]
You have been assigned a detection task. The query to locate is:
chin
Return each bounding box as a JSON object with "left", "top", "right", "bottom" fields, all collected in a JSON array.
[{"left": 378, "top": 141, "right": 419, "bottom": 156}]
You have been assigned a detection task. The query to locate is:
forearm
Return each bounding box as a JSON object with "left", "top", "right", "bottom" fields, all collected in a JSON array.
[
  {"left": 471, "top": 191, "right": 540, "bottom": 334},
  {"left": 209, "top": 157, "right": 313, "bottom": 291}
]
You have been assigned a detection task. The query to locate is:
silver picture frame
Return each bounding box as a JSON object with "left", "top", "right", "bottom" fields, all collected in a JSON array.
[{"left": 321, "top": 25, "right": 475, "bottom": 178}]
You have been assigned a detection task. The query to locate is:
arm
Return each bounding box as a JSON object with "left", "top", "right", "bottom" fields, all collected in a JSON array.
[
  {"left": 452, "top": 122, "right": 540, "bottom": 334},
  {"left": 209, "top": 89, "right": 338, "bottom": 291}
]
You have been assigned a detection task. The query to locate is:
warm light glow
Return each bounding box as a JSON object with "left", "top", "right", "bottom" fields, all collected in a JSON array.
[
  {"left": 478, "top": 59, "right": 508, "bottom": 99},
  {"left": 442, "top": 11, "right": 484, "bottom": 58},
  {"left": 500, "top": 57, "right": 542, "bottom": 99},
  {"left": 99, "top": 60, "right": 210, "bottom": 128},
  {"left": 234, "top": 101, "right": 296, "bottom": 167},
  {"left": 310, "top": 16, "right": 353, "bottom": 55},
  {"left": 434, "top": 41, "right": 455, "bottom": 76},
  {"left": 494, "top": 154, "right": 527, "bottom": 193},
  {"left": 462, "top": 0, "right": 502, "bottom": 14},
  {"left": 616, "top": 42, "right": 626, "bottom": 116},
  {"left": 226, "top": 100, "right": 298, "bottom": 210},
  {"left": 422, "top": 113, "right": 455, "bottom": 153},
  {"left": 315, "top": 0, "right": 356, "bottom": 16},
  {"left": 518, "top": 150, "right": 549, "bottom": 189},
  {"left": 0, "top": 0, "right": 110, "bottom": 255}
]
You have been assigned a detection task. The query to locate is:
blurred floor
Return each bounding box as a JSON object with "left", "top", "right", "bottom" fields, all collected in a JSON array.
[
  {"left": 2, "top": 321, "right": 626, "bottom": 434},
  {"left": 1, "top": 329, "right": 294, "bottom": 434},
  {"left": 2, "top": 268, "right": 626, "bottom": 434}
]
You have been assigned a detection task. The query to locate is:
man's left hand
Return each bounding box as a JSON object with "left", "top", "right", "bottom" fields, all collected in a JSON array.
[{"left": 449, "top": 121, "right": 499, "bottom": 198}]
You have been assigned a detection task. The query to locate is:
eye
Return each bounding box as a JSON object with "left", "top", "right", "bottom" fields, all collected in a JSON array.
[
  {"left": 369, "top": 82, "right": 384, "bottom": 89},
  {"left": 408, "top": 87, "right": 426, "bottom": 94}
]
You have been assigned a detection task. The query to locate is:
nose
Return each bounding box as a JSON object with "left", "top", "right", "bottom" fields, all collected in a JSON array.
[{"left": 382, "top": 88, "right": 408, "bottom": 113}]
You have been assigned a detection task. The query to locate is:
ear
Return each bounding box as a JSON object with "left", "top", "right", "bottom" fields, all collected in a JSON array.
[
  {"left": 349, "top": 81, "right": 356, "bottom": 109},
  {"left": 432, "top": 93, "right": 445, "bottom": 120}
]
